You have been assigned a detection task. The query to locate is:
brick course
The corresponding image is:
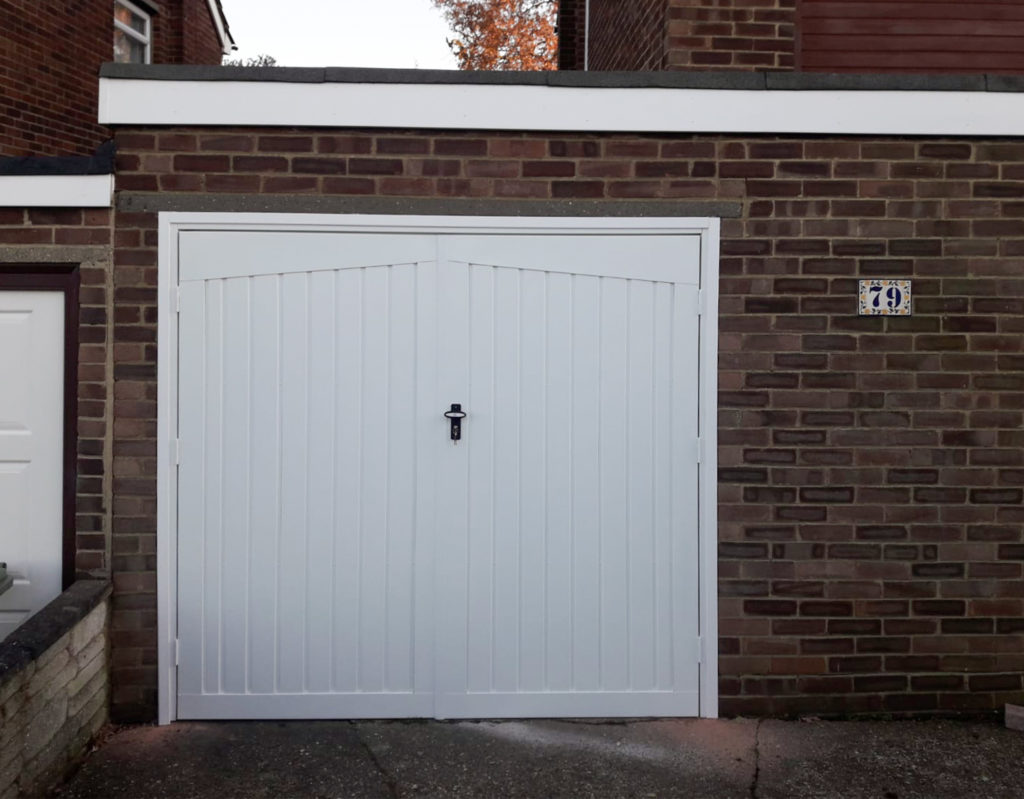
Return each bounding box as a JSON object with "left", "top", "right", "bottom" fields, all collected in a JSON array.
[{"left": 109, "top": 126, "right": 1024, "bottom": 720}]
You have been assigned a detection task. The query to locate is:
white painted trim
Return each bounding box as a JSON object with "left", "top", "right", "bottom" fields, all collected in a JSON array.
[
  {"left": 100, "top": 78, "right": 1024, "bottom": 136},
  {"left": 205, "top": 0, "right": 235, "bottom": 55},
  {"left": 698, "top": 218, "right": 720, "bottom": 720},
  {"left": 156, "top": 212, "right": 720, "bottom": 722},
  {"left": 157, "top": 215, "right": 180, "bottom": 725},
  {"left": 0, "top": 174, "right": 113, "bottom": 208}
]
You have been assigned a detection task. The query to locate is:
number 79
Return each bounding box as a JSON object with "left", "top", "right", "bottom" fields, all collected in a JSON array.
[{"left": 869, "top": 284, "right": 903, "bottom": 310}]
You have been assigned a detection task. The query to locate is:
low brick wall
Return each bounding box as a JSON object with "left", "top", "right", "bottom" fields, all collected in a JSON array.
[{"left": 0, "top": 580, "right": 111, "bottom": 799}]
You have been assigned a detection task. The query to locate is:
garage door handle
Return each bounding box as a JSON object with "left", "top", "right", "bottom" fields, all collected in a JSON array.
[{"left": 444, "top": 403, "right": 467, "bottom": 442}]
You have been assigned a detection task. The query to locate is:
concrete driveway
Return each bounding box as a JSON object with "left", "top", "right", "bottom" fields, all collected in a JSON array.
[{"left": 54, "top": 718, "right": 1024, "bottom": 799}]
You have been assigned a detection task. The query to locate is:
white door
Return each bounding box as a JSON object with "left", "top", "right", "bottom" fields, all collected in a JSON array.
[
  {"left": 174, "top": 225, "right": 702, "bottom": 719},
  {"left": 0, "top": 291, "right": 65, "bottom": 640}
]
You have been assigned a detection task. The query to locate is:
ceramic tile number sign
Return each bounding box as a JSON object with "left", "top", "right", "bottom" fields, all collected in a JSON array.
[{"left": 859, "top": 279, "right": 911, "bottom": 316}]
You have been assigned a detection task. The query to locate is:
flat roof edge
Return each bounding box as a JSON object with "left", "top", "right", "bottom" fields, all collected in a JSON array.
[
  {"left": 0, "top": 142, "right": 115, "bottom": 176},
  {"left": 98, "top": 64, "right": 1024, "bottom": 93}
]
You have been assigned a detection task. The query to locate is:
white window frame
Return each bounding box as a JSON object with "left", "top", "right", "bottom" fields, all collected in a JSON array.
[{"left": 114, "top": 0, "right": 152, "bottom": 65}]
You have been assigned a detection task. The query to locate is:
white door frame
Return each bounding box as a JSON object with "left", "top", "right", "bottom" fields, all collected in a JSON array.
[{"left": 157, "top": 212, "right": 720, "bottom": 724}]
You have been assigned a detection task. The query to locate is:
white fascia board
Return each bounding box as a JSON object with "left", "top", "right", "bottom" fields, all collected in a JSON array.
[
  {"left": 0, "top": 174, "right": 113, "bottom": 207},
  {"left": 205, "top": 0, "right": 234, "bottom": 54},
  {"left": 100, "top": 78, "right": 1024, "bottom": 136}
]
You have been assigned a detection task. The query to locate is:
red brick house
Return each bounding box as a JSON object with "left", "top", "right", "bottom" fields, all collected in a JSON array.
[
  {"left": 0, "top": 0, "right": 231, "bottom": 702},
  {"left": 1, "top": 0, "right": 233, "bottom": 157},
  {"left": 2, "top": 2, "right": 1023, "bottom": 728},
  {"left": 558, "top": 0, "right": 1024, "bottom": 73}
]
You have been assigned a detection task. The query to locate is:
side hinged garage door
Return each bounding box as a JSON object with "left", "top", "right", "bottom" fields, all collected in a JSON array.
[{"left": 166, "top": 215, "right": 714, "bottom": 720}]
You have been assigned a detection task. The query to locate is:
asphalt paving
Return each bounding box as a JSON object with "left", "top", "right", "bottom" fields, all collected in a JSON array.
[{"left": 52, "top": 717, "right": 1024, "bottom": 799}]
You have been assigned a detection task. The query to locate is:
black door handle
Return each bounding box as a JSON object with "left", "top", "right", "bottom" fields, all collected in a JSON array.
[{"left": 444, "top": 403, "right": 467, "bottom": 442}]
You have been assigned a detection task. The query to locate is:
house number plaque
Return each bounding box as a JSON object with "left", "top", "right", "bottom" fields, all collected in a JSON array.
[{"left": 859, "top": 279, "right": 911, "bottom": 316}]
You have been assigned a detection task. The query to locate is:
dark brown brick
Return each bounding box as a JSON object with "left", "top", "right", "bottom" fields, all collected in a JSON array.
[
  {"left": 292, "top": 158, "right": 347, "bottom": 175},
  {"left": 173, "top": 155, "right": 229, "bottom": 172},
  {"left": 258, "top": 136, "right": 313, "bottom": 152},
  {"left": 744, "top": 600, "right": 798, "bottom": 616},
  {"left": 349, "top": 158, "right": 404, "bottom": 176},
  {"left": 800, "top": 601, "right": 853, "bottom": 617},
  {"left": 912, "top": 600, "right": 966, "bottom": 616}
]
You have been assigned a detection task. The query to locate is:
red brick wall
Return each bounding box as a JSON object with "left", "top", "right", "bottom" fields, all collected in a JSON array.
[
  {"left": 182, "top": 0, "right": 224, "bottom": 64},
  {"left": 557, "top": 0, "right": 796, "bottom": 72},
  {"left": 561, "top": 0, "right": 1024, "bottom": 75},
  {"left": 152, "top": 0, "right": 224, "bottom": 66},
  {"left": 556, "top": 0, "right": 585, "bottom": 70},
  {"left": 666, "top": 0, "right": 796, "bottom": 69},
  {"left": 109, "top": 126, "right": 1024, "bottom": 721},
  {"left": 0, "top": 0, "right": 224, "bottom": 157},
  {"left": 0, "top": 208, "right": 114, "bottom": 576},
  {"left": 586, "top": 0, "right": 667, "bottom": 71},
  {"left": 799, "top": 1, "right": 1024, "bottom": 73},
  {"left": 0, "top": 1, "right": 111, "bottom": 156}
]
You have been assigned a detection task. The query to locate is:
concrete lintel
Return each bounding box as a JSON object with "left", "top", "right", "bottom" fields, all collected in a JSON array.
[
  {"left": 0, "top": 246, "right": 112, "bottom": 264},
  {"left": 117, "top": 192, "right": 743, "bottom": 218}
]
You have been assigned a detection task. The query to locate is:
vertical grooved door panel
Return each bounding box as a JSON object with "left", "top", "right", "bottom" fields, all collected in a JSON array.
[
  {"left": 178, "top": 233, "right": 437, "bottom": 719},
  {"left": 435, "top": 236, "right": 700, "bottom": 718},
  {"left": 176, "top": 228, "right": 701, "bottom": 720}
]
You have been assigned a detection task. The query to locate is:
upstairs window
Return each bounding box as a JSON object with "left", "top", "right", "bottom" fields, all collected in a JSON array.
[{"left": 113, "top": 0, "right": 151, "bottom": 64}]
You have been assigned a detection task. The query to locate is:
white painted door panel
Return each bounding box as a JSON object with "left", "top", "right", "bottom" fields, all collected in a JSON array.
[
  {"left": 434, "top": 243, "right": 700, "bottom": 718},
  {"left": 176, "top": 228, "right": 701, "bottom": 719},
  {"left": 0, "top": 292, "right": 64, "bottom": 640},
  {"left": 177, "top": 257, "right": 438, "bottom": 719}
]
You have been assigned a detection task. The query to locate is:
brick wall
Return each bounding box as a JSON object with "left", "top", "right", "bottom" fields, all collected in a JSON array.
[
  {"left": 666, "top": 0, "right": 796, "bottom": 69},
  {"left": 558, "top": 0, "right": 796, "bottom": 72},
  {"left": 556, "top": 0, "right": 585, "bottom": 70},
  {"left": 0, "top": 0, "right": 224, "bottom": 157},
  {"left": 181, "top": 0, "right": 224, "bottom": 64},
  {"left": 562, "top": 0, "right": 1024, "bottom": 75},
  {"left": 0, "top": 1, "right": 111, "bottom": 156},
  {"left": 799, "top": 1, "right": 1024, "bottom": 73},
  {"left": 0, "top": 581, "right": 111, "bottom": 799},
  {"left": 586, "top": 0, "right": 667, "bottom": 71},
  {"left": 109, "top": 126, "right": 1024, "bottom": 720},
  {"left": 0, "top": 212, "right": 114, "bottom": 578}
]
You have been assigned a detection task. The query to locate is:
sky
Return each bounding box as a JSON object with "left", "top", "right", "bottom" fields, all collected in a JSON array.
[{"left": 224, "top": 0, "right": 459, "bottom": 70}]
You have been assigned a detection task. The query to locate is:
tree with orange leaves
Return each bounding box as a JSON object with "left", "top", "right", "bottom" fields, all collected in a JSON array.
[{"left": 432, "top": 0, "right": 557, "bottom": 71}]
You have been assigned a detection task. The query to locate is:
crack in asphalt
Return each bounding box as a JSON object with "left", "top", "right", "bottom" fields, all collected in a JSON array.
[
  {"left": 353, "top": 725, "right": 400, "bottom": 799},
  {"left": 749, "top": 719, "right": 764, "bottom": 799}
]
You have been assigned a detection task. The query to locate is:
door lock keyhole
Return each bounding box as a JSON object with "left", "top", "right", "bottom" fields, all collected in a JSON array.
[{"left": 444, "top": 403, "right": 467, "bottom": 442}]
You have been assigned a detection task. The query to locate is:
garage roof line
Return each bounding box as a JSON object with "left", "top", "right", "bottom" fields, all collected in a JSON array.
[
  {"left": 98, "top": 65, "right": 1024, "bottom": 136},
  {"left": 99, "top": 63, "right": 1024, "bottom": 92}
]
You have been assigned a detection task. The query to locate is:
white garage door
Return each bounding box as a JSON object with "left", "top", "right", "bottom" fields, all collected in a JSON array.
[{"left": 171, "top": 218, "right": 708, "bottom": 720}]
